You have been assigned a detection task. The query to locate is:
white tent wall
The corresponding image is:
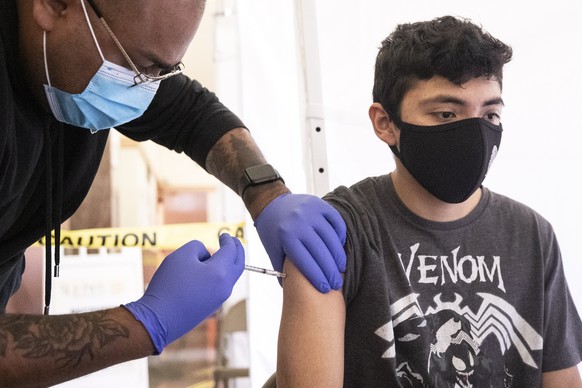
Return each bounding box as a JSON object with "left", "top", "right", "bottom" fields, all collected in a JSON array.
[
  {"left": 213, "top": 1, "right": 306, "bottom": 386},
  {"left": 213, "top": 0, "right": 582, "bottom": 384}
]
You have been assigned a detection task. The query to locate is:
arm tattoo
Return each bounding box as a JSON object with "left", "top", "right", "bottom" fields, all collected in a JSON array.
[
  {"left": 0, "top": 311, "right": 129, "bottom": 368},
  {"left": 206, "top": 128, "right": 290, "bottom": 218},
  {"left": 205, "top": 128, "right": 266, "bottom": 192}
]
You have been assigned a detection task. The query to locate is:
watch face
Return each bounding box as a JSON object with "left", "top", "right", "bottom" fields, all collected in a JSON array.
[
  {"left": 246, "top": 164, "right": 279, "bottom": 183},
  {"left": 239, "top": 163, "right": 284, "bottom": 196}
]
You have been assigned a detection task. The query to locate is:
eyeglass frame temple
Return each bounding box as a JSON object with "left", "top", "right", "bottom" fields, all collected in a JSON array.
[
  {"left": 84, "top": 0, "right": 153, "bottom": 84},
  {"left": 84, "top": 0, "right": 185, "bottom": 85}
]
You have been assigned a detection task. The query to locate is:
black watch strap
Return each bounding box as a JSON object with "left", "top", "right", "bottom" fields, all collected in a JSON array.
[{"left": 238, "top": 164, "right": 284, "bottom": 197}]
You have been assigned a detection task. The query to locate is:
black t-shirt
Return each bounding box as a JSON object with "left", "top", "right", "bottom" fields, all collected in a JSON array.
[
  {"left": 0, "top": 0, "right": 245, "bottom": 295},
  {"left": 324, "top": 174, "right": 582, "bottom": 387}
]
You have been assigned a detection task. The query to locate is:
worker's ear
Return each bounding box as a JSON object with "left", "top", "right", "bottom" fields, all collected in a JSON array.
[
  {"left": 369, "top": 102, "right": 399, "bottom": 147},
  {"left": 32, "top": 0, "right": 69, "bottom": 31}
]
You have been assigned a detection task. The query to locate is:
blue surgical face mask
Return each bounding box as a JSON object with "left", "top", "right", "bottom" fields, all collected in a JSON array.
[{"left": 42, "top": 0, "right": 160, "bottom": 133}]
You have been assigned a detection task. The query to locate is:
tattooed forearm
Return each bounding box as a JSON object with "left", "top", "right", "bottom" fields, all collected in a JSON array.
[
  {"left": 205, "top": 127, "right": 267, "bottom": 193},
  {"left": 0, "top": 311, "right": 128, "bottom": 368},
  {"left": 0, "top": 307, "right": 151, "bottom": 387},
  {"left": 206, "top": 128, "right": 290, "bottom": 218}
]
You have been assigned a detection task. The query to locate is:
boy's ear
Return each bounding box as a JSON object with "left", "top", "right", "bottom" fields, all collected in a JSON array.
[
  {"left": 369, "top": 102, "right": 399, "bottom": 146},
  {"left": 32, "top": 0, "right": 69, "bottom": 31}
]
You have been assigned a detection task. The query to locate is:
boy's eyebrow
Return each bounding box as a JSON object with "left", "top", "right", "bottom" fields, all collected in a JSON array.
[
  {"left": 483, "top": 97, "right": 505, "bottom": 107},
  {"left": 419, "top": 95, "right": 505, "bottom": 107}
]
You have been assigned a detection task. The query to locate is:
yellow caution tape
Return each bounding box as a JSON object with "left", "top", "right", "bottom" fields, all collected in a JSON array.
[{"left": 34, "top": 222, "right": 246, "bottom": 251}]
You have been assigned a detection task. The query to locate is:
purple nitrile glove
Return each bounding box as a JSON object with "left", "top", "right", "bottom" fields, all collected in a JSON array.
[
  {"left": 124, "top": 234, "right": 244, "bottom": 354},
  {"left": 254, "top": 193, "right": 347, "bottom": 293}
]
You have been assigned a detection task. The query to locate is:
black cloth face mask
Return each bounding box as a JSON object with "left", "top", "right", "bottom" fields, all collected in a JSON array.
[{"left": 389, "top": 117, "right": 502, "bottom": 203}]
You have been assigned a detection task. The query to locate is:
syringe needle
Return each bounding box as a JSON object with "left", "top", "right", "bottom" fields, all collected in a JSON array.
[{"left": 244, "top": 264, "right": 287, "bottom": 278}]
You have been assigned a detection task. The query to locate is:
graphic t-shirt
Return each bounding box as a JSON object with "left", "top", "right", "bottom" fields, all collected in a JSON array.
[{"left": 324, "top": 174, "right": 582, "bottom": 387}]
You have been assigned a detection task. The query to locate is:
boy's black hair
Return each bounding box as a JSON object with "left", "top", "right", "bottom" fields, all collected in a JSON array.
[{"left": 372, "top": 16, "right": 513, "bottom": 119}]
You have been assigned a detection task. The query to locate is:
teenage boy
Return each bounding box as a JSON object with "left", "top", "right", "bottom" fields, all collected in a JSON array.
[{"left": 277, "top": 16, "right": 582, "bottom": 388}]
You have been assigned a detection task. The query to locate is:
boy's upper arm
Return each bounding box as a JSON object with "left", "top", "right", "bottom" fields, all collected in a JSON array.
[
  {"left": 276, "top": 259, "right": 346, "bottom": 388},
  {"left": 542, "top": 366, "right": 582, "bottom": 388}
]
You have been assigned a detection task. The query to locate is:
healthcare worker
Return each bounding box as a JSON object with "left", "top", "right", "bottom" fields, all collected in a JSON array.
[{"left": 0, "top": 0, "right": 346, "bottom": 385}]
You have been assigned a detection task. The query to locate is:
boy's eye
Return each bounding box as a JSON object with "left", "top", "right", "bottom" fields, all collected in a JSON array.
[
  {"left": 437, "top": 112, "right": 455, "bottom": 119},
  {"left": 485, "top": 112, "right": 501, "bottom": 124}
]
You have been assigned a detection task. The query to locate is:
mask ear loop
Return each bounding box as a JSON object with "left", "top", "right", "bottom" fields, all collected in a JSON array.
[
  {"left": 42, "top": 0, "right": 105, "bottom": 88},
  {"left": 79, "top": 0, "right": 105, "bottom": 62},
  {"left": 42, "top": 31, "right": 52, "bottom": 87}
]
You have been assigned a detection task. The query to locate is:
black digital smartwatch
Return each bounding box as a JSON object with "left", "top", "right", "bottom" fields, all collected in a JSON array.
[{"left": 238, "top": 164, "right": 284, "bottom": 197}]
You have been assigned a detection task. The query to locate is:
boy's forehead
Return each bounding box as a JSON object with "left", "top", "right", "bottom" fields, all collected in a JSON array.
[{"left": 404, "top": 76, "right": 503, "bottom": 106}]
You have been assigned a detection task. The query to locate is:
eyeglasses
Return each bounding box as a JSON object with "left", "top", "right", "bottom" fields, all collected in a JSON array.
[{"left": 85, "top": 0, "right": 184, "bottom": 85}]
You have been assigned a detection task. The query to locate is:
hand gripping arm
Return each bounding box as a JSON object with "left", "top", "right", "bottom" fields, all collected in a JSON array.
[{"left": 255, "top": 194, "right": 346, "bottom": 293}]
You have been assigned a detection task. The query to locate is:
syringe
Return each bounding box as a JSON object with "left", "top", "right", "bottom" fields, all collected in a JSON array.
[{"left": 244, "top": 264, "right": 286, "bottom": 278}]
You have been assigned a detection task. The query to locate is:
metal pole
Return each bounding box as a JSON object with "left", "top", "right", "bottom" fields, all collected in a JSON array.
[{"left": 295, "top": 0, "right": 330, "bottom": 197}]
